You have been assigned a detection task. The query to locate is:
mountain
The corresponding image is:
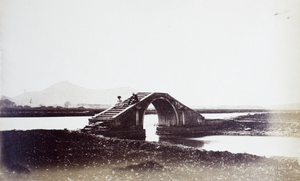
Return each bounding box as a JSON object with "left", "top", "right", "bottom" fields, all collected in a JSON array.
[{"left": 12, "top": 81, "right": 136, "bottom": 107}]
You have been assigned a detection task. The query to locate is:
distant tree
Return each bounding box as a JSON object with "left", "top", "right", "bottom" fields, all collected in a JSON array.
[
  {"left": 64, "top": 101, "right": 71, "bottom": 108},
  {"left": 0, "top": 99, "right": 16, "bottom": 108},
  {"left": 39, "top": 105, "right": 46, "bottom": 109}
]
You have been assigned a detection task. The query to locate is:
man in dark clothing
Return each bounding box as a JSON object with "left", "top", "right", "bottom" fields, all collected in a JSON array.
[{"left": 128, "top": 93, "right": 139, "bottom": 105}]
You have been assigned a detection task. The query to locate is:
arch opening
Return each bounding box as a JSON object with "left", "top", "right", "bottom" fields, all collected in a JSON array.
[
  {"left": 151, "top": 98, "right": 179, "bottom": 126},
  {"left": 142, "top": 98, "right": 179, "bottom": 141},
  {"left": 140, "top": 97, "right": 179, "bottom": 128},
  {"left": 143, "top": 103, "right": 159, "bottom": 142}
]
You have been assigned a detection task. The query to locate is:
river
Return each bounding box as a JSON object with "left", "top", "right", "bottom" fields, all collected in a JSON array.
[{"left": 1, "top": 113, "right": 300, "bottom": 158}]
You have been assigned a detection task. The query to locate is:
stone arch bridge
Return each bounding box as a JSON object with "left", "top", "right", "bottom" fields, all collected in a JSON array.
[{"left": 83, "top": 92, "right": 205, "bottom": 139}]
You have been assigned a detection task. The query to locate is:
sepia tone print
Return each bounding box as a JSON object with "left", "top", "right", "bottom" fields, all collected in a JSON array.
[{"left": 1, "top": 0, "right": 300, "bottom": 180}]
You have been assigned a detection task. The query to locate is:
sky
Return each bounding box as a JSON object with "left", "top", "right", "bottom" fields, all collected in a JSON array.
[{"left": 0, "top": 0, "right": 300, "bottom": 107}]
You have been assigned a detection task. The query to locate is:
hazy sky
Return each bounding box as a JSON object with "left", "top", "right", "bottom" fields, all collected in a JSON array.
[{"left": 1, "top": 0, "right": 300, "bottom": 107}]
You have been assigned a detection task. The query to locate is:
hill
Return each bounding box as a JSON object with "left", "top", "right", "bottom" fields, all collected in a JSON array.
[{"left": 12, "top": 81, "right": 136, "bottom": 107}]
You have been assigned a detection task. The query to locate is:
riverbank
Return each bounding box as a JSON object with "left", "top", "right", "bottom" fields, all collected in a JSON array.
[
  {"left": 155, "top": 112, "right": 300, "bottom": 138},
  {"left": 1, "top": 130, "right": 299, "bottom": 180},
  {"left": 0, "top": 107, "right": 105, "bottom": 117},
  {"left": 226, "top": 112, "right": 300, "bottom": 137}
]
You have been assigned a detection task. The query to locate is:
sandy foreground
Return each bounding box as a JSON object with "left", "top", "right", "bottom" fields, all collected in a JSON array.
[{"left": 1, "top": 130, "right": 300, "bottom": 181}]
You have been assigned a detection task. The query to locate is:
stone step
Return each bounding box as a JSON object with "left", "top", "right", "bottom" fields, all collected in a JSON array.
[
  {"left": 94, "top": 117, "right": 114, "bottom": 120},
  {"left": 105, "top": 110, "right": 123, "bottom": 113},
  {"left": 97, "top": 114, "right": 117, "bottom": 118},
  {"left": 101, "top": 114, "right": 117, "bottom": 117},
  {"left": 109, "top": 109, "right": 125, "bottom": 112},
  {"left": 88, "top": 92, "right": 153, "bottom": 123},
  {"left": 97, "top": 115, "right": 114, "bottom": 118},
  {"left": 104, "top": 111, "right": 121, "bottom": 114}
]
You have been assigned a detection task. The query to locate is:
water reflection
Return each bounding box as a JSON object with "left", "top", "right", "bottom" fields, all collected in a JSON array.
[{"left": 159, "top": 136, "right": 204, "bottom": 148}]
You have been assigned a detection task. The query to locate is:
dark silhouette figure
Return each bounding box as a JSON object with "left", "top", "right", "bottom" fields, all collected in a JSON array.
[{"left": 128, "top": 93, "right": 139, "bottom": 105}]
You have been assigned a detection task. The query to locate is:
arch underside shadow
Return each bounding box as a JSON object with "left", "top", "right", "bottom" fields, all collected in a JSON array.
[{"left": 144, "top": 98, "right": 179, "bottom": 127}]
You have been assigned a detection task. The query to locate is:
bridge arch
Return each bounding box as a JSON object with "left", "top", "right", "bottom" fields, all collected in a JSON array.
[
  {"left": 141, "top": 97, "right": 179, "bottom": 127},
  {"left": 87, "top": 92, "right": 204, "bottom": 139}
]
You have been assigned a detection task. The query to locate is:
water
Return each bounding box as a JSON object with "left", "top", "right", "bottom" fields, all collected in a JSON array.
[
  {"left": 1, "top": 114, "right": 300, "bottom": 158},
  {"left": 188, "top": 136, "right": 300, "bottom": 158},
  {"left": 144, "top": 114, "right": 300, "bottom": 158},
  {"left": 0, "top": 112, "right": 250, "bottom": 131},
  {"left": 144, "top": 114, "right": 159, "bottom": 142},
  {"left": 0, "top": 116, "right": 89, "bottom": 131},
  {"left": 201, "top": 112, "right": 264, "bottom": 119}
]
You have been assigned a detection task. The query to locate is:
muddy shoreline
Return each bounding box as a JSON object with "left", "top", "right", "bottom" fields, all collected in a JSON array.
[
  {"left": 156, "top": 112, "right": 300, "bottom": 138},
  {"left": 1, "top": 129, "right": 300, "bottom": 180},
  {"left": 201, "top": 112, "right": 300, "bottom": 137}
]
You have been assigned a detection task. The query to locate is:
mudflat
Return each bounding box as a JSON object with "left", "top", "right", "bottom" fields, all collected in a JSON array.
[{"left": 1, "top": 130, "right": 299, "bottom": 180}]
